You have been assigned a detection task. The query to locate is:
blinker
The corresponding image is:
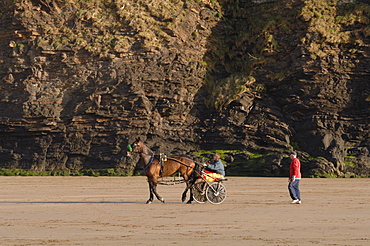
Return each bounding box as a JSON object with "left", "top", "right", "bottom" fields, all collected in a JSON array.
[{"left": 127, "top": 144, "right": 133, "bottom": 151}]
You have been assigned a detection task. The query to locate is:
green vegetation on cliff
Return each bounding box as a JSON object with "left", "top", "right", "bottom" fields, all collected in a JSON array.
[
  {"left": 4, "top": 0, "right": 370, "bottom": 108},
  {"left": 302, "top": 0, "right": 370, "bottom": 59},
  {"left": 204, "top": 0, "right": 370, "bottom": 108},
  {"left": 11, "top": 0, "right": 220, "bottom": 56}
]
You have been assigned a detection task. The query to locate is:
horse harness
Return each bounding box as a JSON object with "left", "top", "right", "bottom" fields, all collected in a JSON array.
[
  {"left": 143, "top": 153, "right": 198, "bottom": 177},
  {"left": 143, "top": 153, "right": 168, "bottom": 177}
]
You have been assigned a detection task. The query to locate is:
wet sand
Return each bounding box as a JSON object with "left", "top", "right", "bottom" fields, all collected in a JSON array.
[{"left": 0, "top": 176, "right": 369, "bottom": 245}]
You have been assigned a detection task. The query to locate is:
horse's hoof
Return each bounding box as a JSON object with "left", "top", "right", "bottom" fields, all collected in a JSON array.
[
  {"left": 186, "top": 200, "right": 192, "bottom": 204},
  {"left": 160, "top": 198, "right": 165, "bottom": 203},
  {"left": 146, "top": 200, "right": 152, "bottom": 204}
]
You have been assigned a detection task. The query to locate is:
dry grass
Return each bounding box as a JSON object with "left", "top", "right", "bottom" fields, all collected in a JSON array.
[
  {"left": 301, "top": 0, "right": 370, "bottom": 59},
  {"left": 11, "top": 0, "right": 218, "bottom": 56},
  {"left": 5, "top": 0, "right": 370, "bottom": 109},
  {"left": 205, "top": 73, "right": 255, "bottom": 110}
]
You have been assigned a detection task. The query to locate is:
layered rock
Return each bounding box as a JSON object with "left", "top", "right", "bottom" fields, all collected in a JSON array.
[{"left": 0, "top": 0, "right": 369, "bottom": 176}]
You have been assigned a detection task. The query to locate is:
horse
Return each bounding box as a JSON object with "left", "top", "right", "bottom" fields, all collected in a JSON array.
[{"left": 126, "top": 138, "right": 199, "bottom": 204}]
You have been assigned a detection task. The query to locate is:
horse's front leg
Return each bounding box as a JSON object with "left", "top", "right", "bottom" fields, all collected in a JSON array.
[
  {"left": 146, "top": 181, "right": 154, "bottom": 204},
  {"left": 148, "top": 181, "right": 164, "bottom": 204}
]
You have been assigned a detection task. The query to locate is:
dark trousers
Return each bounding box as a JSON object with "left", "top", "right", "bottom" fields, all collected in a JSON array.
[{"left": 288, "top": 179, "right": 301, "bottom": 201}]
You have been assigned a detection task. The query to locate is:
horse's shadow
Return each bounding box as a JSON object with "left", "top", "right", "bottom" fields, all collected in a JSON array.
[
  {"left": 0, "top": 201, "right": 133, "bottom": 204},
  {"left": 0, "top": 200, "right": 186, "bottom": 204}
]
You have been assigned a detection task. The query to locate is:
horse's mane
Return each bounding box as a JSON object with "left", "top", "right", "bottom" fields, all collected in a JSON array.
[{"left": 142, "top": 144, "right": 154, "bottom": 155}]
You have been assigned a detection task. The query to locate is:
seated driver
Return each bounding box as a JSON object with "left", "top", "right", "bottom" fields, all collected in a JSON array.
[{"left": 203, "top": 153, "right": 225, "bottom": 176}]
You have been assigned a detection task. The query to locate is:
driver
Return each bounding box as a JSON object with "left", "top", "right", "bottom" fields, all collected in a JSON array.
[{"left": 203, "top": 153, "right": 225, "bottom": 176}]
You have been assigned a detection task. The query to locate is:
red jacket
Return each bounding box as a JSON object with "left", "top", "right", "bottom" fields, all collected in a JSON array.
[{"left": 289, "top": 158, "right": 301, "bottom": 179}]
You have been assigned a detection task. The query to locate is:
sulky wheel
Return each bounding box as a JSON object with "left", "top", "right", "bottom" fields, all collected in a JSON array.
[
  {"left": 192, "top": 181, "right": 207, "bottom": 203},
  {"left": 206, "top": 182, "right": 226, "bottom": 204}
]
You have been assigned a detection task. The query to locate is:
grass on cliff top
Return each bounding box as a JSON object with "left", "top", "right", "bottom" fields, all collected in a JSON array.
[
  {"left": 204, "top": 0, "right": 370, "bottom": 109},
  {"left": 11, "top": 0, "right": 220, "bottom": 56},
  {"left": 6, "top": 0, "right": 370, "bottom": 109},
  {"left": 300, "top": 0, "right": 370, "bottom": 59}
]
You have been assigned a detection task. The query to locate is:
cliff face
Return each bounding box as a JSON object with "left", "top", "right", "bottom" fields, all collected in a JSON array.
[{"left": 0, "top": 0, "right": 369, "bottom": 176}]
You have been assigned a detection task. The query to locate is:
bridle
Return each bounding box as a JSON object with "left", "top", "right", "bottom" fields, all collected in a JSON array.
[
  {"left": 127, "top": 141, "right": 154, "bottom": 157},
  {"left": 126, "top": 140, "right": 203, "bottom": 173}
]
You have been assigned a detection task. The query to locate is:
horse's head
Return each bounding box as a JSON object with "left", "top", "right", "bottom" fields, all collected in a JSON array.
[{"left": 126, "top": 138, "right": 145, "bottom": 157}]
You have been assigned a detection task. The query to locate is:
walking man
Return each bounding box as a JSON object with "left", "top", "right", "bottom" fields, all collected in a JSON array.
[{"left": 288, "top": 151, "right": 301, "bottom": 204}]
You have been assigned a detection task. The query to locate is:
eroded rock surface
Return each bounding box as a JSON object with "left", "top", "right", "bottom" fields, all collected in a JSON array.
[{"left": 0, "top": 0, "right": 369, "bottom": 176}]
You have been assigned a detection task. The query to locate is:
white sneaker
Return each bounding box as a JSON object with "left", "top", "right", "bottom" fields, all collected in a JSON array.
[
  {"left": 290, "top": 199, "right": 299, "bottom": 204},
  {"left": 297, "top": 200, "right": 302, "bottom": 204}
]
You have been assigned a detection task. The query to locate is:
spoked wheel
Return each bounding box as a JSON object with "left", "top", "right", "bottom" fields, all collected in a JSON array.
[
  {"left": 192, "top": 181, "right": 207, "bottom": 203},
  {"left": 206, "top": 182, "right": 226, "bottom": 204}
]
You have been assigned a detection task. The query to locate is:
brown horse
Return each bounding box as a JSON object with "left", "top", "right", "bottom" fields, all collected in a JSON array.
[{"left": 126, "top": 138, "right": 199, "bottom": 204}]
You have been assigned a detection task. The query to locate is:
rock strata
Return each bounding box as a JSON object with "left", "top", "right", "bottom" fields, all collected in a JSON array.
[{"left": 0, "top": 0, "right": 369, "bottom": 177}]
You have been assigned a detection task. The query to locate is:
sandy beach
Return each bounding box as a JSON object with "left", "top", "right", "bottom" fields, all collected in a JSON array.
[{"left": 0, "top": 176, "right": 369, "bottom": 245}]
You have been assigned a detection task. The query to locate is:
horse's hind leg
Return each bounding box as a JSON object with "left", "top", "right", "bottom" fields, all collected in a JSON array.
[
  {"left": 183, "top": 177, "right": 197, "bottom": 204},
  {"left": 187, "top": 177, "right": 198, "bottom": 204},
  {"left": 181, "top": 185, "right": 188, "bottom": 203}
]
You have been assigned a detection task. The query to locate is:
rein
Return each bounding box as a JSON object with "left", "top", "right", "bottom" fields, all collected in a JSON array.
[
  {"left": 166, "top": 157, "right": 198, "bottom": 170},
  {"left": 140, "top": 153, "right": 202, "bottom": 171},
  {"left": 130, "top": 141, "right": 203, "bottom": 176}
]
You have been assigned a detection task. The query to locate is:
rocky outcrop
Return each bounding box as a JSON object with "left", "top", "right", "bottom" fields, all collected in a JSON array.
[{"left": 0, "top": 0, "right": 369, "bottom": 177}]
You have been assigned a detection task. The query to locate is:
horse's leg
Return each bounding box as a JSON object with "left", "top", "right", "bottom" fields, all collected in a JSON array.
[
  {"left": 151, "top": 181, "right": 165, "bottom": 203},
  {"left": 181, "top": 173, "right": 196, "bottom": 203},
  {"left": 181, "top": 168, "right": 194, "bottom": 203},
  {"left": 181, "top": 174, "right": 189, "bottom": 202},
  {"left": 146, "top": 181, "right": 154, "bottom": 204},
  {"left": 184, "top": 176, "right": 197, "bottom": 204},
  {"left": 182, "top": 180, "right": 190, "bottom": 203}
]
